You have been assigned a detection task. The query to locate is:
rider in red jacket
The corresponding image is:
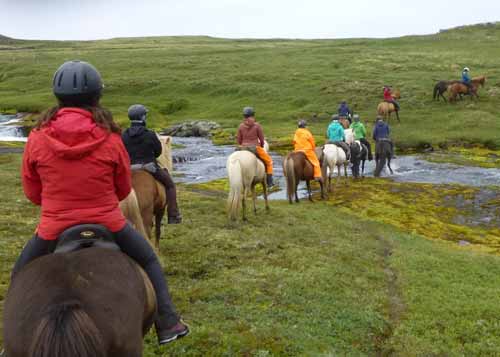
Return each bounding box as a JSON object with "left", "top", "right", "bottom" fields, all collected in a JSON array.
[{"left": 13, "top": 60, "right": 189, "bottom": 345}]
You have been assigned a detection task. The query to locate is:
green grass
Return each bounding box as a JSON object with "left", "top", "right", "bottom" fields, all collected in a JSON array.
[
  {"left": 1, "top": 23, "right": 500, "bottom": 151},
  {"left": 2, "top": 154, "right": 500, "bottom": 355}
]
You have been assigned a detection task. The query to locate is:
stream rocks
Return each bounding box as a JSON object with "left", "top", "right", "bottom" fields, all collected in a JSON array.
[{"left": 161, "top": 120, "right": 221, "bottom": 137}]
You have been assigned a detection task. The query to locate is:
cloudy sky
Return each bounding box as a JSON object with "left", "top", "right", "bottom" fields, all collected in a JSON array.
[{"left": 1, "top": 0, "right": 499, "bottom": 40}]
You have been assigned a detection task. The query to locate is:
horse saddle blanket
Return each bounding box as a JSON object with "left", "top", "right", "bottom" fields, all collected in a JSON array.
[
  {"left": 235, "top": 146, "right": 267, "bottom": 167},
  {"left": 131, "top": 162, "right": 157, "bottom": 174},
  {"left": 54, "top": 224, "right": 120, "bottom": 254}
]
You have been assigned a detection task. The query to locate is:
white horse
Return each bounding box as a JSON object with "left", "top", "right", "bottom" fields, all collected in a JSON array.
[
  {"left": 321, "top": 144, "right": 349, "bottom": 191},
  {"left": 344, "top": 128, "right": 355, "bottom": 145},
  {"left": 227, "top": 149, "right": 270, "bottom": 221}
]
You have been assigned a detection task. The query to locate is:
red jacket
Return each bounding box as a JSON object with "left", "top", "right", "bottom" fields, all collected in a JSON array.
[
  {"left": 22, "top": 108, "right": 131, "bottom": 240},
  {"left": 384, "top": 87, "right": 393, "bottom": 101},
  {"left": 236, "top": 118, "right": 265, "bottom": 147}
]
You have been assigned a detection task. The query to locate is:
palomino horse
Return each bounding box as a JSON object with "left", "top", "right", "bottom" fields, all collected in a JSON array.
[
  {"left": 374, "top": 140, "right": 394, "bottom": 177},
  {"left": 318, "top": 144, "right": 349, "bottom": 192},
  {"left": 448, "top": 76, "right": 486, "bottom": 102},
  {"left": 350, "top": 141, "right": 368, "bottom": 178},
  {"left": 377, "top": 89, "right": 401, "bottom": 123},
  {"left": 227, "top": 149, "right": 269, "bottom": 221},
  {"left": 120, "top": 135, "right": 173, "bottom": 249},
  {"left": 284, "top": 151, "right": 325, "bottom": 203},
  {"left": 3, "top": 248, "right": 156, "bottom": 357}
]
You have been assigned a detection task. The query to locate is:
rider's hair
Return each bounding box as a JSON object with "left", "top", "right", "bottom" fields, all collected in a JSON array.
[{"left": 36, "top": 97, "right": 121, "bottom": 133}]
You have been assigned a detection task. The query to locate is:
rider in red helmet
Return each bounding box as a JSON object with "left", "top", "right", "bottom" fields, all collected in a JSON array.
[{"left": 12, "top": 60, "right": 189, "bottom": 345}]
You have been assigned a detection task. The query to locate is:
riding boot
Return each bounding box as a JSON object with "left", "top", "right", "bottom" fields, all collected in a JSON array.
[
  {"left": 114, "top": 224, "right": 189, "bottom": 345},
  {"left": 266, "top": 174, "right": 274, "bottom": 187},
  {"left": 153, "top": 168, "right": 181, "bottom": 223},
  {"left": 11, "top": 235, "right": 56, "bottom": 281}
]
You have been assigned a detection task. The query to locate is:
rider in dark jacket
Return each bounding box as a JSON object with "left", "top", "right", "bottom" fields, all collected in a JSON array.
[
  {"left": 122, "top": 105, "right": 181, "bottom": 224},
  {"left": 337, "top": 101, "right": 352, "bottom": 122},
  {"left": 372, "top": 116, "right": 394, "bottom": 158}
]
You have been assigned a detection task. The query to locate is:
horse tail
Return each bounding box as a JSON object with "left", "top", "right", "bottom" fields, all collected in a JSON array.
[
  {"left": 29, "top": 301, "right": 105, "bottom": 357},
  {"left": 227, "top": 158, "right": 243, "bottom": 220},
  {"left": 284, "top": 156, "right": 296, "bottom": 203},
  {"left": 433, "top": 83, "right": 439, "bottom": 100}
]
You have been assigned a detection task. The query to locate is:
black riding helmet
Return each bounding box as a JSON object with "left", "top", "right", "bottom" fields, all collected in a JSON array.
[
  {"left": 128, "top": 104, "right": 148, "bottom": 123},
  {"left": 243, "top": 106, "right": 255, "bottom": 118},
  {"left": 52, "top": 60, "right": 104, "bottom": 105},
  {"left": 298, "top": 119, "right": 307, "bottom": 128}
]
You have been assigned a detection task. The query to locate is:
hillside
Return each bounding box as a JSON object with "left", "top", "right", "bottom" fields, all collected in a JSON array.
[{"left": 0, "top": 23, "right": 499, "bottom": 150}]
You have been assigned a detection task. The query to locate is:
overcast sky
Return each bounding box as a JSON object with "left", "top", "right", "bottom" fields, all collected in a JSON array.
[{"left": 1, "top": 0, "right": 499, "bottom": 40}]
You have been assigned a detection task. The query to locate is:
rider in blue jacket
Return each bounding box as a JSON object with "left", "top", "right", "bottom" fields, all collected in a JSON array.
[
  {"left": 461, "top": 67, "right": 472, "bottom": 93},
  {"left": 337, "top": 101, "right": 352, "bottom": 122},
  {"left": 372, "top": 116, "right": 394, "bottom": 158},
  {"left": 327, "top": 115, "right": 350, "bottom": 159}
]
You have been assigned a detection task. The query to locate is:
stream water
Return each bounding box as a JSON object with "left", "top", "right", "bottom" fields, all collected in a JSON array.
[
  {"left": 171, "top": 137, "right": 500, "bottom": 199},
  {"left": 0, "top": 114, "right": 29, "bottom": 142}
]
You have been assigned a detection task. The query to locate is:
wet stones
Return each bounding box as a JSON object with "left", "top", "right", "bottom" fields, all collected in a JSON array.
[{"left": 161, "top": 120, "right": 221, "bottom": 137}]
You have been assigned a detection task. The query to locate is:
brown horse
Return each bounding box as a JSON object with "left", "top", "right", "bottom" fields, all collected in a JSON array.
[
  {"left": 123, "top": 135, "right": 172, "bottom": 249},
  {"left": 283, "top": 152, "right": 325, "bottom": 204},
  {"left": 448, "top": 76, "right": 486, "bottom": 102},
  {"left": 377, "top": 89, "right": 401, "bottom": 123},
  {"left": 339, "top": 116, "right": 350, "bottom": 129},
  {"left": 3, "top": 248, "right": 156, "bottom": 357}
]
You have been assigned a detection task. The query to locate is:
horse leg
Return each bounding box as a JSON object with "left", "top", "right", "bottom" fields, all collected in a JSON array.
[
  {"left": 251, "top": 185, "right": 257, "bottom": 215},
  {"left": 242, "top": 188, "right": 248, "bottom": 221},
  {"left": 262, "top": 181, "right": 270, "bottom": 211},
  {"left": 388, "top": 158, "right": 394, "bottom": 175},
  {"left": 306, "top": 180, "right": 313, "bottom": 202},
  {"left": 395, "top": 110, "right": 401, "bottom": 123},
  {"left": 361, "top": 160, "right": 366, "bottom": 177},
  {"left": 154, "top": 209, "right": 164, "bottom": 250}
]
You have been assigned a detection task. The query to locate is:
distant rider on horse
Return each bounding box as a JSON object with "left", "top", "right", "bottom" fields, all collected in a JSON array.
[
  {"left": 122, "top": 104, "right": 182, "bottom": 224},
  {"left": 337, "top": 100, "right": 352, "bottom": 123},
  {"left": 327, "top": 114, "right": 351, "bottom": 160},
  {"left": 373, "top": 116, "right": 394, "bottom": 158},
  {"left": 293, "top": 119, "right": 323, "bottom": 182},
  {"left": 236, "top": 106, "right": 274, "bottom": 186},
  {"left": 461, "top": 67, "right": 473, "bottom": 93},
  {"left": 383, "top": 86, "right": 400, "bottom": 111},
  {"left": 350, "top": 114, "right": 373, "bottom": 161},
  {"left": 12, "top": 60, "right": 189, "bottom": 345}
]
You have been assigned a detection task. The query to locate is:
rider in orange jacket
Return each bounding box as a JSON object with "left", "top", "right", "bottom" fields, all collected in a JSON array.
[{"left": 293, "top": 120, "right": 323, "bottom": 181}]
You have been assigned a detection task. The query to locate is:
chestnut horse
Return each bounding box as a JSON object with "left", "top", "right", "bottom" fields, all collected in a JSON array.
[
  {"left": 3, "top": 248, "right": 156, "bottom": 357},
  {"left": 283, "top": 151, "right": 325, "bottom": 203},
  {"left": 121, "top": 135, "right": 172, "bottom": 249},
  {"left": 377, "top": 89, "right": 401, "bottom": 123},
  {"left": 448, "top": 76, "right": 486, "bottom": 102}
]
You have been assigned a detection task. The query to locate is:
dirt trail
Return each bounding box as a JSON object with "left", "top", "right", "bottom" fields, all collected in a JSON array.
[{"left": 375, "top": 235, "right": 407, "bottom": 356}]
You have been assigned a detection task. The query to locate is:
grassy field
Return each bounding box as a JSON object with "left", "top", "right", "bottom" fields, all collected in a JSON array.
[
  {"left": 2, "top": 153, "right": 500, "bottom": 356},
  {"left": 1, "top": 23, "right": 500, "bottom": 151},
  {"left": 2, "top": 24, "right": 500, "bottom": 356}
]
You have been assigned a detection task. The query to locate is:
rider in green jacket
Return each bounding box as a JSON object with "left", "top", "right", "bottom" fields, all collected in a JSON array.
[{"left": 349, "top": 114, "right": 372, "bottom": 161}]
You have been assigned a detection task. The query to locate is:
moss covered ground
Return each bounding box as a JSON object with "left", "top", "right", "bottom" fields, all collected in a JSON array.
[{"left": 2, "top": 154, "right": 500, "bottom": 356}]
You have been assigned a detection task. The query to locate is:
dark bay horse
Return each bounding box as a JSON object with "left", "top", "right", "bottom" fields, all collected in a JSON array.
[
  {"left": 448, "top": 76, "right": 486, "bottom": 102},
  {"left": 350, "top": 141, "right": 368, "bottom": 178},
  {"left": 374, "top": 140, "right": 394, "bottom": 177},
  {"left": 3, "top": 249, "right": 156, "bottom": 357},
  {"left": 283, "top": 152, "right": 325, "bottom": 203}
]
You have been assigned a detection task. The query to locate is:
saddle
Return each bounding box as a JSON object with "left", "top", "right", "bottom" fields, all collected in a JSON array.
[
  {"left": 131, "top": 162, "right": 157, "bottom": 174},
  {"left": 54, "top": 224, "right": 120, "bottom": 254},
  {"left": 235, "top": 145, "right": 267, "bottom": 168}
]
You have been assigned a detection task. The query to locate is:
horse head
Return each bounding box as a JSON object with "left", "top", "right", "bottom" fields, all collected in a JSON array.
[{"left": 392, "top": 89, "right": 401, "bottom": 99}]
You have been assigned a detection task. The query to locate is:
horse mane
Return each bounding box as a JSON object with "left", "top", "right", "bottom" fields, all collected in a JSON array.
[{"left": 156, "top": 134, "right": 173, "bottom": 172}]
